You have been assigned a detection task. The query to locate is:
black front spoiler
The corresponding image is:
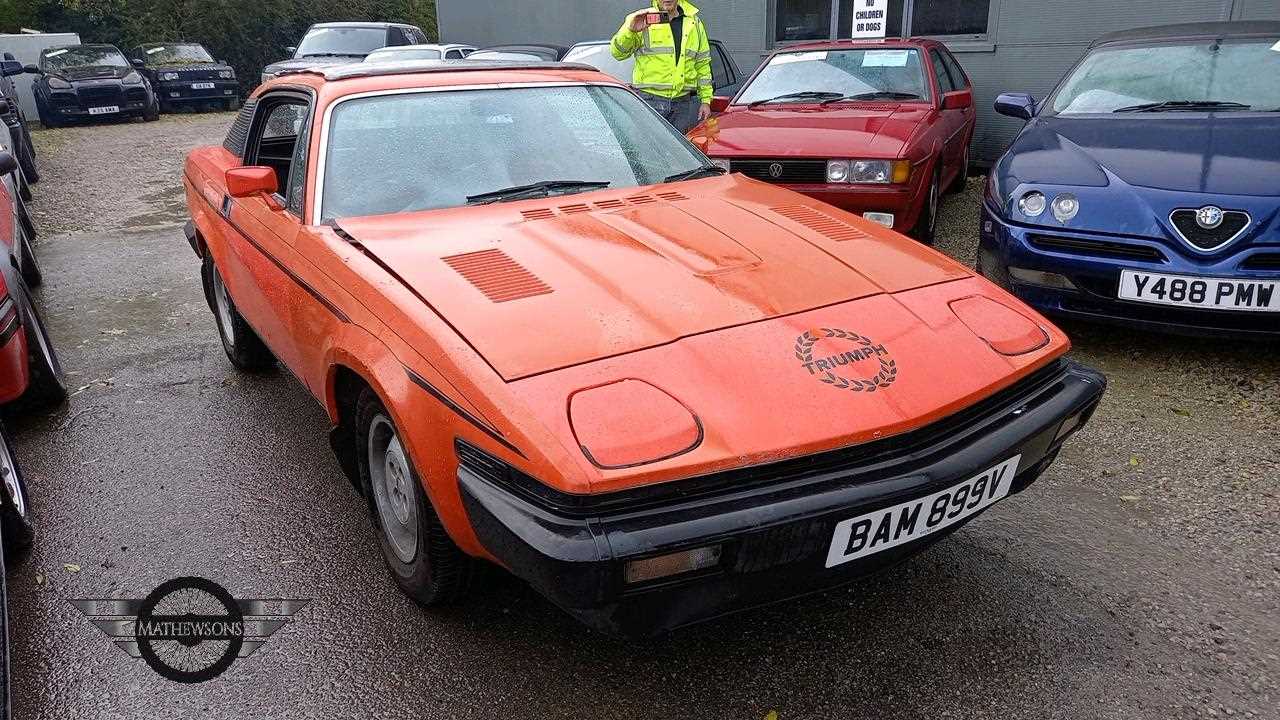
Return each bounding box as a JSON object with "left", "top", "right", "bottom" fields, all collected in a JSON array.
[{"left": 460, "top": 360, "right": 1106, "bottom": 636}]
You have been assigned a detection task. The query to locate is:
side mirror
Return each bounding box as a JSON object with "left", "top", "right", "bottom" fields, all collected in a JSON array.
[
  {"left": 226, "top": 167, "right": 283, "bottom": 210},
  {"left": 709, "top": 96, "right": 731, "bottom": 113},
  {"left": 285, "top": 46, "right": 298, "bottom": 56},
  {"left": 994, "top": 92, "right": 1036, "bottom": 121},
  {"left": 130, "top": 58, "right": 144, "bottom": 68},
  {"left": 0, "top": 60, "right": 21, "bottom": 77},
  {"left": 23, "top": 64, "right": 40, "bottom": 75},
  {"left": 942, "top": 88, "right": 973, "bottom": 110},
  {"left": 0, "top": 152, "right": 17, "bottom": 176}
]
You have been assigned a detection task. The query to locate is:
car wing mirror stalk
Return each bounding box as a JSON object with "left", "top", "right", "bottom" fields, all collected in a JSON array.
[
  {"left": 225, "top": 167, "right": 285, "bottom": 211},
  {"left": 23, "top": 64, "right": 40, "bottom": 75},
  {"left": 995, "top": 92, "right": 1036, "bottom": 121}
]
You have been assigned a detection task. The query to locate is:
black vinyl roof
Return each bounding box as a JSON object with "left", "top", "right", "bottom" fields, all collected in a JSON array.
[
  {"left": 279, "top": 59, "right": 601, "bottom": 81},
  {"left": 1092, "top": 21, "right": 1280, "bottom": 47}
]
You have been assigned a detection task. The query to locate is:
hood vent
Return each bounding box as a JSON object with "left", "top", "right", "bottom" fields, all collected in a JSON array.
[
  {"left": 442, "top": 249, "right": 552, "bottom": 303},
  {"left": 771, "top": 205, "right": 870, "bottom": 242},
  {"left": 519, "top": 193, "right": 688, "bottom": 221}
]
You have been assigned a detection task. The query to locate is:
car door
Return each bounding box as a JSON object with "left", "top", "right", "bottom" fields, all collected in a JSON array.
[
  {"left": 928, "top": 48, "right": 964, "bottom": 178},
  {"left": 939, "top": 49, "right": 976, "bottom": 156},
  {"left": 221, "top": 91, "right": 313, "bottom": 372}
]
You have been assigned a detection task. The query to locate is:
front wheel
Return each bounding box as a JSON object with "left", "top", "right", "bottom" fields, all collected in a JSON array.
[
  {"left": 15, "top": 279, "right": 66, "bottom": 408},
  {"left": 355, "top": 388, "right": 472, "bottom": 606},
  {"left": 912, "top": 164, "right": 941, "bottom": 245},
  {"left": 0, "top": 420, "right": 35, "bottom": 556},
  {"left": 204, "top": 257, "right": 274, "bottom": 371}
]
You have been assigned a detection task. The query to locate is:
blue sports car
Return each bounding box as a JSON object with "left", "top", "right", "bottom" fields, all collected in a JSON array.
[{"left": 978, "top": 22, "right": 1280, "bottom": 337}]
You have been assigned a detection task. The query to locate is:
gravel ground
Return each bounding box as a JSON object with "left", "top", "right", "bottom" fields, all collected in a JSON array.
[{"left": 5, "top": 116, "right": 1278, "bottom": 720}]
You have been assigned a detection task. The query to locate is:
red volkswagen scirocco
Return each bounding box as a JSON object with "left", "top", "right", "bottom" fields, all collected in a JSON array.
[{"left": 689, "top": 39, "right": 976, "bottom": 243}]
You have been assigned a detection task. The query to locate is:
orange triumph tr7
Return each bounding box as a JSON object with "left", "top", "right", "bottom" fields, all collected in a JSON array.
[{"left": 182, "top": 60, "right": 1106, "bottom": 636}]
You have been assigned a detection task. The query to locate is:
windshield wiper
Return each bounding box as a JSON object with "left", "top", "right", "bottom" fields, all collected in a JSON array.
[
  {"left": 1113, "top": 100, "right": 1252, "bottom": 113},
  {"left": 663, "top": 165, "right": 728, "bottom": 183},
  {"left": 748, "top": 91, "right": 843, "bottom": 108},
  {"left": 820, "top": 91, "right": 922, "bottom": 105},
  {"left": 466, "top": 180, "right": 612, "bottom": 205}
]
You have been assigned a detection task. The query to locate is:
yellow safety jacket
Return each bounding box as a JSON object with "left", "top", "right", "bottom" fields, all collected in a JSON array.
[{"left": 611, "top": 0, "right": 713, "bottom": 104}]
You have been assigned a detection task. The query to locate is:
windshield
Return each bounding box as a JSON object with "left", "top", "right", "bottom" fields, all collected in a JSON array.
[
  {"left": 563, "top": 44, "right": 633, "bottom": 81},
  {"left": 1052, "top": 40, "right": 1280, "bottom": 114},
  {"left": 320, "top": 85, "right": 708, "bottom": 221},
  {"left": 736, "top": 48, "right": 928, "bottom": 105},
  {"left": 42, "top": 46, "right": 129, "bottom": 72},
  {"left": 366, "top": 48, "right": 441, "bottom": 62},
  {"left": 295, "top": 27, "right": 387, "bottom": 58},
  {"left": 143, "top": 44, "right": 214, "bottom": 65}
]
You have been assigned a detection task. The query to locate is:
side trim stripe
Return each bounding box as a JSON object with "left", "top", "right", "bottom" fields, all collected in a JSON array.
[
  {"left": 403, "top": 367, "right": 525, "bottom": 458},
  {"left": 185, "top": 172, "right": 351, "bottom": 325}
]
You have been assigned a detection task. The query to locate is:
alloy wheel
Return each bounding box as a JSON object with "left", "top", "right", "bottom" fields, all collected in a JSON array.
[{"left": 367, "top": 415, "right": 418, "bottom": 564}]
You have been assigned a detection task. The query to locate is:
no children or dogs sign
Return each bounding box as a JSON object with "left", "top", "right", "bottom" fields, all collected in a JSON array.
[{"left": 852, "top": 0, "right": 889, "bottom": 39}]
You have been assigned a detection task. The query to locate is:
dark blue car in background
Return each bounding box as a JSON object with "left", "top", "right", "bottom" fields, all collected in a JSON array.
[{"left": 978, "top": 22, "right": 1280, "bottom": 337}]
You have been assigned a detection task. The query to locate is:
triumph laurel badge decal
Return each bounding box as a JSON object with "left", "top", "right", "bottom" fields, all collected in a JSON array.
[{"left": 795, "top": 328, "right": 898, "bottom": 392}]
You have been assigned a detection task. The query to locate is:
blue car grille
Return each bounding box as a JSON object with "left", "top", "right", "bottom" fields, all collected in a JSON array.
[
  {"left": 1028, "top": 234, "right": 1167, "bottom": 262},
  {"left": 1170, "top": 209, "right": 1251, "bottom": 251}
]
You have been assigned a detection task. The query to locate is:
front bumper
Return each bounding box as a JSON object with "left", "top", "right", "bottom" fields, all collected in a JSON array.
[
  {"left": 768, "top": 182, "right": 922, "bottom": 233},
  {"left": 459, "top": 359, "right": 1105, "bottom": 636},
  {"left": 157, "top": 80, "right": 238, "bottom": 103},
  {"left": 47, "top": 86, "right": 150, "bottom": 119},
  {"left": 978, "top": 203, "right": 1280, "bottom": 339}
]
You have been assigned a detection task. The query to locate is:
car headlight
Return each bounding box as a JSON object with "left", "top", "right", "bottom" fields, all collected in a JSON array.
[
  {"left": 218, "top": 70, "right": 235, "bottom": 79},
  {"left": 1018, "top": 191, "right": 1046, "bottom": 217},
  {"left": 47, "top": 76, "right": 72, "bottom": 90},
  {"left": 1051, "top": 193, "right": 1080, "bottom": 222},
  {"left": 123, "top": 71, "right": 143, "bottom": 85},
  {"left": 160, "top": 72, "right": 179, "bottom": 81},
  {"left": 709, "top": 157, "right": 731, "bottom": 172},
  {"left": 827, "top": 159, "right": 910, "bottom": 184}
]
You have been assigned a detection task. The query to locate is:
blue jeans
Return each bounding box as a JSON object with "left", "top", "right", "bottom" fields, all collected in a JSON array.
[{"left": 639, "top": 92, "right": 701, "bottom": 133}]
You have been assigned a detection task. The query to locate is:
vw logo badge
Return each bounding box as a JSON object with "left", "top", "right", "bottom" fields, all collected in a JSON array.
[
  {"left": 1196, "top": 205, "right": 1224, "bottom": 229},
  {"left": 768, "top": 163, "right": 784, "bottom": 179}
]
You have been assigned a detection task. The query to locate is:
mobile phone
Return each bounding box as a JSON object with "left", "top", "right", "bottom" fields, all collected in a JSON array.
[{"left": 645, "top": 11, "right": 671, "bottom": 24}]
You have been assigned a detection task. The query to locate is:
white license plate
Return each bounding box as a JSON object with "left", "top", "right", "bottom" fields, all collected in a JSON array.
[
  {"left": 826, "top": 456, "right": 1021, "bottom": 568},
  {"left": 1118, "top": 270, "right": 1279, "bottom": 312},
  {"left": 192, "top": 82, "right": 215, "bottom": 90},
  {"left": 87, "top": 106, "right": 119, "bottom": 115}
]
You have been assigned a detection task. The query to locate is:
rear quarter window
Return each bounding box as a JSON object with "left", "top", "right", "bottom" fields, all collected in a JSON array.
[{"left": 223, "top": 98, "right": 259, "bottom": 158}]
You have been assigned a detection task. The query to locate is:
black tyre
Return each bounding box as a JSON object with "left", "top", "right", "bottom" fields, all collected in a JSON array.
[
  {"left": 143, "top": 95, "right": 160, "bottom": 122},
  {"left": 912, "top": 163, "right": 941, "bottom": 245},
  {"left": 14, "top": 278, "right": 66, "bottom": 408},
  {"left": 946, "top": 145, "right": 969, "bottom": 196},
  {"left": 355, "top": 388, "right": 472, "bottom": 606},
  {"left": 34, "top": 97, "right": 59, "bottom": 129},
  {"left": 204, "top": 257, "right": 274, "bottom": 371},
  {"left": 15, "top": 132, "right": 38, "bottom": 185},
  {"left": 17, "top": 222, "right": 41, "bottom": 289},
  {"left": 0, "top": 420, "right": 34, "bottom": 556}
]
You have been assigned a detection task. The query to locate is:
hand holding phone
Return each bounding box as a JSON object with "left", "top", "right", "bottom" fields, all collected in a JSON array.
[{"left": 629, "top": 10, "right": 652, "bottom": 32}]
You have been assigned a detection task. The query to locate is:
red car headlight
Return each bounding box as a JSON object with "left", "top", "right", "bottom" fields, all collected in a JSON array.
[
  {"left": 568, "top": 379, "right": 702, "bottom": 469},
  {"left": 949, "top": 295, "right": 1050, "bottom": 356}
]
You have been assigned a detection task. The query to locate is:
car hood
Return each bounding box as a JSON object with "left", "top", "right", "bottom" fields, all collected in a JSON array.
[
  {"left": 263, "top": 56, "right": 363, "bottom": 75},
  {"left": 61, "top": 65, "right": 131, "bottom": 82},
  {"left": 692, "top": 104, "right": 931, "bottom": 159},
  {"left": 1003, "top": 115, "right": 1280, "bottom": 197},
  {"left": 334, "top": 175, "right": 972, "bottom": 381}
]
